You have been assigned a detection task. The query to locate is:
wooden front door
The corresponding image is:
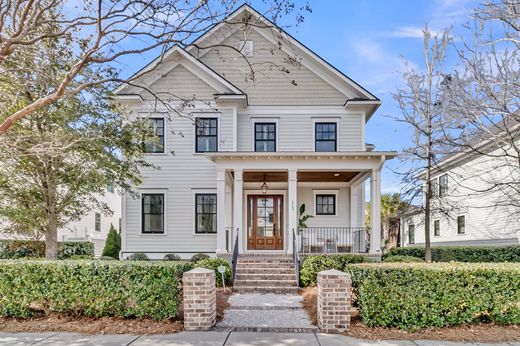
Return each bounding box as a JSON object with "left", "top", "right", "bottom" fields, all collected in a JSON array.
[{"left": 247, "top": 195, "right": 284, "bottom": 250}]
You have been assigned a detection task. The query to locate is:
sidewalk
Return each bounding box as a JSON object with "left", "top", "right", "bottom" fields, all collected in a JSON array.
[{"left": 0, "top": 331, "right": 518, "bottom": 346}]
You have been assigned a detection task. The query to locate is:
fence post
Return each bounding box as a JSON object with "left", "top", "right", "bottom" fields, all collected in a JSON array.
[
  {"left": 317, "top": 269, "right": 351, "bottom": 333},
  {"left": 182, "top": 267, "right": 216, "bottom": 331}
]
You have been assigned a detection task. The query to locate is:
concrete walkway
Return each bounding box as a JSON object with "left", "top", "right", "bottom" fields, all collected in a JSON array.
[{"left": 0, "top": 331, "right": 518, "bottom": 346}]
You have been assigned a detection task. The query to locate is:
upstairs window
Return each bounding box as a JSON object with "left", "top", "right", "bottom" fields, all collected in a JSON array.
[
  {"left": 142, "top": 194, "right": 164, "bottom": 234},
  {"left": 457, "top": 215, "right": 466, "bottom": 235},
  {"left": 408, "top": 224, "right": 415, "bottom": 244},
  {"left": 144, "top": 118, "right": 165, "bottom": 153},
  {"left": 434, "top": 220, "right": 440, "bottom": 236},
  {"left": 315, "top": 123, "right": 337, "bottom": 152},
  {"left": 196, "top": 118, "right": 218, "bottom": 153},
  {"left": 255, "top": 123, "right": 276, "bottom": 152},
  {"left": 95, "top": 213, "right": 101, "bottom": 232},
  {"left": 195, "top": 194, "right": 217, "bottom": 234},
  {"left": 430, "top": 178, "right": 438, "bottom": 197},
  {"left": 439, "top": 174, "right": 448, "bottom": 197},
  {"left": 316, "top": 194, "right": 336, "bottom": 215}
]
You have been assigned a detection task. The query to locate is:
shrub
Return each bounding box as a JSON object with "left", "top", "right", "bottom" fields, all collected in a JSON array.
[
  {"left": 163, "top": 254, "right": 181, "bottom": 261},
  {"left": 101, "top": 224, "right": 121, "bottom": 259},
  {"left": 383, "top": 255, "right": 424, "bottom": 263},
  {"left": 0, "top": 240, "right": 94, "bottom": 259},
  {"left": 385, "top": 246, "right": 520, "bottom": 262},
  {"left": 300, "top": 254, "right": 366, "bottom": 286},
  {"left": 127, "top": 253, "right": 149, "bottom": 261},
  {"left": 347, "top": 263, "right": 520, "bottom": 330},
  {"left": 0, "top": 260, "right": 193, "bottom": 319},
  {"left": 190, "top": 253, "right": 210, "bottom": 263},
  {"left": 98, "top": 256, "right": 116, "bottom": 261},
  {"left": 194, "top": 258, "right": 231, "bottom": 287},
  {"left": 68, "top": 255, "right": 94, "bottom": 260}
]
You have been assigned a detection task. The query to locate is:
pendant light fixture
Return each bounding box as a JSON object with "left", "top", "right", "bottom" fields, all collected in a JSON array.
[{"left": 261, "top": 174, "right": 268, "bottom": 194}]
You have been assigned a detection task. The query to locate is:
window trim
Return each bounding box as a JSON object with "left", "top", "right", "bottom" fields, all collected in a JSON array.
[
  {"left": 194, "top": 193, "right": 218, "bottom": 235},
  {"left": 194, "top": 115, "right": 219, "bottom": 153},
  {"left": 314, "top": 122, "right": 338, "bottom": 152},
  {"left": 433, "top": 219, "right": 440, "bottom": 237},
  {"left": 254, "top": 122, "right": 277, "bottom": 152},
  {"left": 141, "top": 192, "right": 166, "bottom": 235},
  {"left": 313, "top": 190, "right": 338, "bottom": 216},
  {"left": 457, "top": 215, "right": 466, "bottom": 235},
  {"left": 94, "top": 212, "right": 101, "bottom": 232},
  {"left": 408, "top": 224, "right": 415, "bottom": 244},
  {"left": 144, "top": 117, "right": 166, "bottom": 154}
]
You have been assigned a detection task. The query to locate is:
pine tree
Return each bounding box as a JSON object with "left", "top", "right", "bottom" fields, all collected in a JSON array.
[{"left": 102, "top": 224, "right": 121, "bottom": 259}]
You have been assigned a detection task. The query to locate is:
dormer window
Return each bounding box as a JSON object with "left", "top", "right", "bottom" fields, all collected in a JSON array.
[{"left": 239, "top": 40, "right": 254, "bottom": 57}]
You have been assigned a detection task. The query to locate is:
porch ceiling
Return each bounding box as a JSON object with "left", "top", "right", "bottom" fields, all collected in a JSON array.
[
  {"left": 243, "top": 171, "right": 288, "bottom": 182},
  {"left": 241, "top": 171, "right": 360, "bottom": 183}
]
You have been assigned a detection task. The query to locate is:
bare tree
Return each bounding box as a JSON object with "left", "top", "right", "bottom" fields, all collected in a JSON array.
[
  {"left": 394, "top": 27, "right": 452, "bottom": 262},
  {"left": 0, "top": 0, "right": 311, "bottom": 134}
]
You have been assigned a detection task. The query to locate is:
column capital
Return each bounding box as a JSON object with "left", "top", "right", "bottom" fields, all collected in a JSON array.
[
  {"left": 234, "top": 169, "right": 243, "bottom": 181},
  {"left": 288, "top": 169, "right": 297, "bottom": 181}
]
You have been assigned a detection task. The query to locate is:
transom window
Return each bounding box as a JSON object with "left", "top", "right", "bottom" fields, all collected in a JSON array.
[
  {"left": 457, "top": 215, "right": 466, "bottom": 235},
  {"left": 142, "top": 194, "right": 164, "bottom": 234},
  {"left": 195, "top": 194, "right": 217, "bottom": 234},
  {"left": 315, "top": 123, "right": 337, "bottom": 152},
  {"left": 408, "top": 224, "right": 415, "bottom": 244},
  {"left": 315, "top": 194, "right": 336, "bottom": 215},
  {"left": 196, "top": 118, "right": 218, "bottom": 153},
  {"left": 439, "top": 174, "right": 448, "bottom": 197},
  {"left": 434, "top": 220, "right": 440, "bottom": 236},
  {"left": 255, "top": 123, "right": 276, "bottom": 152},
  {"left": 144, "top": 118, "right": 164, "bottom": 153}
]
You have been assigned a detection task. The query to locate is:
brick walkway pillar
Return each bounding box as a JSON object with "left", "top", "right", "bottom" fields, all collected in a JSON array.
[
  {"left": 183, "top": 267, "right": 216, "bottom": 331},
  {"left": 317, "top": 269, "right": 351, "bottom": 333}
]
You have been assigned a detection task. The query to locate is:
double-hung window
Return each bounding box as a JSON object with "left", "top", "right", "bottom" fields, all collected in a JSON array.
[
  {"left": 254, "top": 123, "right": 276, "bottom": 152},
  {"left": 142, "top": 194, "right": 164, "bottom": 234},
  {"left": 408, "top": 224, "right": 415, "bottom": 244},
  {"left": 195, "top": 194, "right": 217, "bottom": 234},
  {"left": 434, "top": 220, "right": 440, "bottom": 236},
  {"left": 315, "top": 123, "right": 337, "bottom": 152},
  {"left": 430, "top": 178, "right": 438, "bottom": 197},
  {"left": 144, "top": 118, "right": 165, "bottom": 153},
  {"left": 196, "top": 118, "right": 218, "bottom": 153},
  {"left": 439, "top": 174, "right": 448, "bottom": 196},
  {"left": 457, "top": 215, "right": 466, "bottom": 235},
  {"left": 316, "top": 194, "right": 336, "bottom": 215},
  {"left": 95, "top": 213, "right": 101, "bottom": 232}
]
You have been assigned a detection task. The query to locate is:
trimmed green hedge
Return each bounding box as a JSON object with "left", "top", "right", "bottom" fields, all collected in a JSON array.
[
  {"left": 386, "top": 246, "right": 520, "bottom": 262},
  {"left": 383, "top": 255, "right": 424, "bottom": 263},
  {"left": 0, "top": 260, "right": 193, "bottom": 319},
  {"left": 0, "top": 240, "right": 94, "bottom": 259},
  {"left": 300, "top": 254, "right": 367, "bottom": 286},
  {"left": 195, "top": 258, "right": 231, "bottom": 287},
  {"left": 348, "top": 263, "right": 520, "bottom": 329}
]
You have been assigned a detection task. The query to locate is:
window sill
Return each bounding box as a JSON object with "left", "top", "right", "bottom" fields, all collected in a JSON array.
[
  {"left": 193, "top": 233, "right": 217, "bottom": 236},
  {"left": 139, "top": 233, "right": 167, "bottom": 236}
]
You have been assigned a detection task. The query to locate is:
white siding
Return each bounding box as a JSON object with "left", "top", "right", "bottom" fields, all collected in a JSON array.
[{"left": 298, "top": 186, "right": 350, "bottom": 228}]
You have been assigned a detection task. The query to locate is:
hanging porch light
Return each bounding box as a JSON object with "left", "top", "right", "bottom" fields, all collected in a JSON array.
[{"left": 261, "top": 174, "right": 268, "bottom": 194}]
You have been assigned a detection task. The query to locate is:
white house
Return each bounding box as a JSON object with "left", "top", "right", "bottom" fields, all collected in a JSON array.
[
  {"left": 116, "top": 5, "right": 396, "bottom": 260},
  {"left": 401, "top": 130, "right": 520, "bottom": 247}
]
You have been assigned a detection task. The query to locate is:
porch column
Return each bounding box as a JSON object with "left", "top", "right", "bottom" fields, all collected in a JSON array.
[
  {"left": 369, "top": 169, "right": 382, "bottom": 254},
  {"left": 233, "top": 169, "right": 244, "bottom": 253},
  {"left": 216, "top": 169, "right": 227, "bottom": 254},
  {"left": 350, "top": 184, "right": 362, "bottom": 227},
  {"left": 287, "top": 169, "right": 298, "bottom": 254}
]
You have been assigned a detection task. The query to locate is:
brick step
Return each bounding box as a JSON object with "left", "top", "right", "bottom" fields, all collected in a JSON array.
[
  {"left": 234, "top": 279, "right": 297, "bottom": 287},
  {"left": 237, "top": 258, "right": 294, "bottom": 263},
  {"left": 235, "top": 273, "right": 295, "bottom": 281},
  {"left": 235, "top": 267, "right": 295, "bottom": 275},
  {"left": 236, "top": 263, "right": 295, "bottom": 269},
  {"left": 233, "top": 286, "right": 299, "bottom": 294}
]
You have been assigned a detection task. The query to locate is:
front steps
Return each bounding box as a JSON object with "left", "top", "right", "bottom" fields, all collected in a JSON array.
[{"left": 233, "top": 255, "right": 298, "bottom": 294}]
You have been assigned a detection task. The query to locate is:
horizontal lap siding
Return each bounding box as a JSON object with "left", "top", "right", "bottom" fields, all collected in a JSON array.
[
  {"left": 146, "top": 65, "right": 217, "bottom": 100},
  {"left": 298, "top": 187, "right": 350, "bottom": 227},
  {"left": 199, "top": 30, "right": 347, "bottom": 106}
]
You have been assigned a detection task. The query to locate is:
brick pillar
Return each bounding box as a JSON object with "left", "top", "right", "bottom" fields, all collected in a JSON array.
[
  {"left": 183, "top": 267, "right": 216, "bottom": 331},
  {"left": 317, "top": 269, "right": 351, "bottom": 333}
]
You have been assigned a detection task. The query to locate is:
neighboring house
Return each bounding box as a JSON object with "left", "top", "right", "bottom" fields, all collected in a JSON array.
[
  {"left": 115, "top": 5, "right": 396, "bottom": 260},
  {"left": 400, "top": 131, "right": 520, "bottom": 248},
  {"left": 0, "top": 187, "right": 121, "bottom": 256}
]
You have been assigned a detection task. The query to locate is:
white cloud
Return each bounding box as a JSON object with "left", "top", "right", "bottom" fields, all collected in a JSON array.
[{"left": 387, "top": 26, "right": 442, "bottom": 39}]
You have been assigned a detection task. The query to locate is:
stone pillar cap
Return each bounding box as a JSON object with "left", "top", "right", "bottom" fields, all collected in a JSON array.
[
  {"left": 318, "top": 269, "right": 349, "bottom": 276},
  {"left": 185, "top": 267, "right": 214, "bottom": 274}
]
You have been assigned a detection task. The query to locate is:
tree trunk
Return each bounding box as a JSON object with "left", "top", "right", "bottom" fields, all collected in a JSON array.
[
  {"left": 44, "top": 168, "right": 58, "bottom": 260},
  {"left": 424, "top": 174, "right": 432, "bottom": 263}
]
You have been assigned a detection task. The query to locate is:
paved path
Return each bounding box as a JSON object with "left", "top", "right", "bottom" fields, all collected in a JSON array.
[{"left": 0, "top": 331, "right": 518, "bottom": 346}]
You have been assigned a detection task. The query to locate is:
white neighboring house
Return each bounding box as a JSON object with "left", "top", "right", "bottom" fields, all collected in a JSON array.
[
  {"left": 401, "top": 134, "right": 520, "bottom": 248},
  {"left": 0, "top": 187, "right": 121, "bottom": 256},
  {"left": 115, "top": 5, "right": 396, "bottom": 260}
]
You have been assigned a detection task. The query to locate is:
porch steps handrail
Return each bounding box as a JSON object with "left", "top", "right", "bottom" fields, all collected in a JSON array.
[
  {"left": 231, "top": 228, "right": 239, "bottom": 283},
  {"left": 292, "top": 228, "right": 300, "bottom": 291}
]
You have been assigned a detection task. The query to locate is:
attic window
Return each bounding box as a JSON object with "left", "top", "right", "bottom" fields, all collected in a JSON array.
[{"left": 239, "top": 40, "right": 254, "bottom": 57}]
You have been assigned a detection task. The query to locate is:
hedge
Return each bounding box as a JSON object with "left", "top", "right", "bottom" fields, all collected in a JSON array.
[
  {"left": 0, "top": 260, "right": 193, "bottom": 319},
  {"left": 385, "top": 246, "right": 520, "bottom": 262},
  {"left": 383, "top": 255, "right": 425, "bottom": 263},
  {"left": 194, "top": 258, "right": 231, "bottom": 287},
  {"left": 299, "top": 254, "right": 367, "bottom": 286},
  {"left": 0, "top": 240, "right": 94, "bottom": 259},
  {"left": 348, "top": 263, "right": 520, "bottom": 329}
]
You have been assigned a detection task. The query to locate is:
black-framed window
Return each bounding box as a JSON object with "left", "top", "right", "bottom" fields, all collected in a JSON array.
[
  {"left": 430, "top": 178, "right": 438, "bottom": 197},
  {"left": 144, "top": 118, "right": 165, "bottom": 153},
  {"left": 457, "top": 215, "right": 465, "bottom": 235},
  {"left": 142, "top": 193, "right": 164, "bottom": 234},
  {"left": 195, "top": 118, "right": 218, "bottom": 153},
  {"left": 95, "top": 213, "right": 101, "bottom": 232},
  {"left": 254, "top": 123, "right": 276, "bottom": 152},
  {"left": 195, "top": 194, "right": 217, "bottom": 234},
  {"left": 434, "top": 220, "right": 440, "bottom": 236},
  {"left": 439, "top": 174, "right": 448, "bottom": 197},
  {"left": 315, "top": 122, "right": 337, "bottom": 152},
  {"left": 316, "top": 194, "right": 336, "bottom": 215},
  {"left": 408, "top": 224, "right": 415, "bottom": 244}
]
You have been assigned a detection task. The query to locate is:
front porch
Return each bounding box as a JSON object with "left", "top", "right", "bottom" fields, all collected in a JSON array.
[{"left": 208, "top": 152, "right": 392, "bottom": 256}]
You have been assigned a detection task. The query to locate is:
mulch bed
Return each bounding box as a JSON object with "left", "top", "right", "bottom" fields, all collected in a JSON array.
[
  {"left": 0, "top": 288, "right": 232, "bottom": 335},
  {"left": 299, "top": 286, "right": 520, "bottom": 343}
]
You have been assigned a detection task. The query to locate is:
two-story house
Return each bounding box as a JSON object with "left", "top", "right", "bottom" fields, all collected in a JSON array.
[{"left": 115, "top": 4, "right": 396, "bottom": 260}]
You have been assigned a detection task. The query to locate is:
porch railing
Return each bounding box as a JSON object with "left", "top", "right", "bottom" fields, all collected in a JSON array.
[
  {"left": 292, "top": 228, "right": 300, "bottom": 290},
  {"left": 297, "top": 227, "right": 368, "bottom": 254},
  {"left": 231, "top": 228, "right": 239, "bottom": 283}
]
